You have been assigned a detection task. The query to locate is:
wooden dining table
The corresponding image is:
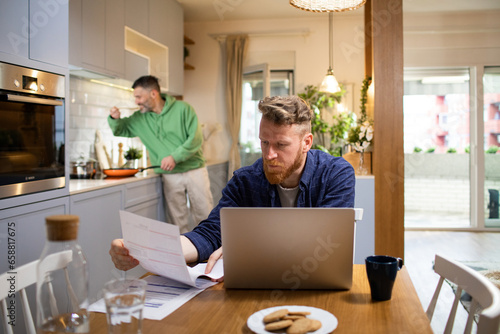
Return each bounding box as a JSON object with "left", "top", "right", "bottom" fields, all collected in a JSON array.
[{"left": 89, "top": 265, "right": 433, "bottom": 333}]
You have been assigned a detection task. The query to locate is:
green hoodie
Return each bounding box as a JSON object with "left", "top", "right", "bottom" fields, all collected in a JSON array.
[{"left": 108, "top": 94, "right": 205, "bottom": 174}]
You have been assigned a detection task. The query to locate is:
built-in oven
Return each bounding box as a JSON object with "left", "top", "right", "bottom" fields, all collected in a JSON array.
[{"left": 0, "top": 62, "right": 65, "bottom": 199}]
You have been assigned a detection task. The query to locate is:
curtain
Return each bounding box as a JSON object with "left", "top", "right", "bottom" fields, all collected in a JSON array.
[{"left": 220, "top": 34, "right": 249, "bottom": 180}]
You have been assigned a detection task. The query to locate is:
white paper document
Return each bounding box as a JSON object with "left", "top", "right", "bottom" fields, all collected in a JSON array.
[
  {"left": 87, "top": 211, "right": 225, "bottom": 320},
  {"left": 119, "top": 210, "right": 224, "bottom": 286},
  {"left": 89, "top": 274, "right": 218, "bottom": 320}
]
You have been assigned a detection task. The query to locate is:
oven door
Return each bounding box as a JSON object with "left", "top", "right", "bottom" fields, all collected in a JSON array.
[{"left": 0, "top": 92, "right": 65, "bottom": 199}]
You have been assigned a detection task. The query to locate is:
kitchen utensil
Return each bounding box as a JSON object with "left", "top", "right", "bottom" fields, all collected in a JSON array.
[
  {"left": 114, "top": 106, "right": 139, "bottom": 110},
  {"left": 102, "top": 166, "right": 160, "bottom": 177},
  {"left": 118, "top": 143, "right": 124, "bottom": 167},
  {"left": 70, "top": 160, "right": 97, "bottom": 179},
  {"left": 94, "top": 130, "right": 110, "bottom": 170}
]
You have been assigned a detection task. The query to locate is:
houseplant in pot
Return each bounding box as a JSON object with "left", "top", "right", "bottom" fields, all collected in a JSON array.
[
  {"left": 124, "top": 147, "right": 143, "bottom": 169},
  {"left": 298, "top": 85, "right": 353, "bottom": 157},
  {"left": 347, "top": 76, "right": 373, "bottom": 175}
]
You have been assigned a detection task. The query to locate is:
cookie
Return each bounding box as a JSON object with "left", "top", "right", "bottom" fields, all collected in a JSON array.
[
  {"left": 288, "top": 311, "right": 311, "bottom": 316},
  {"left": 263, "top": 309, "right": 289, "bottom": 323},
  {"left": 283, "top": 315, "right": 306, "bottom": 321},
  {"left": 310, "top": 319, "right": 322, "bottom": 331},
  {"left": 264, "top": 319, "right": 294, "bottom": 331},
  {"left": 286, "top": 318, "right": 312, "bottom": 334}
]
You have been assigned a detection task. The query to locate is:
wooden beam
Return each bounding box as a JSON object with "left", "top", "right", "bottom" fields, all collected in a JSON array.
[
  {"left": 364, "top": 0, "right": 372, "bottom": 77},
  {"left": 368, "top": 0, "right": 405, "bottom": 259}
]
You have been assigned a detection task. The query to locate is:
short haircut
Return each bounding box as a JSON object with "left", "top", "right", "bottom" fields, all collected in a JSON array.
[
  {"left": 258, "top": 96, "right": 313, "bottom": 134},
  {"left": 132, "top": 75, "right": 161, "bottom": 93}
]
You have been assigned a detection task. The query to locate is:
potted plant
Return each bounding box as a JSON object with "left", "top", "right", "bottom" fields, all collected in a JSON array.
[
  {"left": 298, "top": 85, "right": 353, "bottom": 157},
  {"left": 346, "top": 76, "right": 374, "bottom": 175},
  {"left": 124, "top": 147, "right": 143, "bottom": 168}
]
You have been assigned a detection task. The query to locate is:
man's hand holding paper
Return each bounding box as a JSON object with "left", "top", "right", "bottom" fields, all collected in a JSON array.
[{"left": 117, "top": 210, "right": 223, "bottom": 287}]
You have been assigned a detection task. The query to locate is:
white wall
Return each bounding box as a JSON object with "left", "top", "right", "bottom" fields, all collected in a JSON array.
[{"left": 183, "top": 14, "right": 366, "bottom": 163}]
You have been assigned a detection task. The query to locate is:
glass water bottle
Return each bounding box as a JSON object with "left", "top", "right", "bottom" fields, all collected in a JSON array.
[{"left": 36, "top": 215, "right": 89, "bottom": 333}]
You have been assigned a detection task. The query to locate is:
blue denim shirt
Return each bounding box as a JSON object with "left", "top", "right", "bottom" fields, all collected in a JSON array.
[{"left": 183, "top": 149, "right": 355, "bottom": 261}]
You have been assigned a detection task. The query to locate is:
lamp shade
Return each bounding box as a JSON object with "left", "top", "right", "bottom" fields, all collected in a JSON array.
[
  {"left": 289, "top": 0, "right": 366, "bottom": 12},
  {"left": 319, "top": 69, "right": 341, "bottom": 93}
]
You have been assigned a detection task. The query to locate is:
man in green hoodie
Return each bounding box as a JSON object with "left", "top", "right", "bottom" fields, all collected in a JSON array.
[{"left": 108, "top": 75, "right": 213, "bottom": 233}]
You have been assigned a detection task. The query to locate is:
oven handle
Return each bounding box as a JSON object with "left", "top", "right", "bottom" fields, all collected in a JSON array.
[{"left": 2, "top": 94, "right": 63, "bottom": 106}]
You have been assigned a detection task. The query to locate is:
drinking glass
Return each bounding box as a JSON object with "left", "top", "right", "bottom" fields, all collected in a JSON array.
[{"left": 104, "top": 278, "right": 147, "bottom": 334}]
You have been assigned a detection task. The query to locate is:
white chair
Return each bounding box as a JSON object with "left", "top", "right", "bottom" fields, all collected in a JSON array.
[
  {"left": 0, "top": 250, "right": 74, "bottom": 334},
  {"left": 426, "top": 254, "right": 500, "bottom": 334},
  {"left": 0, "top": 260, "right": 38, "bottom": 334}
]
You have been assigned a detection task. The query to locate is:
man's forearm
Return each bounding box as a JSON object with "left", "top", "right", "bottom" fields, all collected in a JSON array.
[{"left": 181, "top": 235, "right": 199, "bottom": 263}]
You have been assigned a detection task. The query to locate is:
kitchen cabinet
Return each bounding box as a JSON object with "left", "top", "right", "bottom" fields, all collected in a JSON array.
[
  {"left": 124, "top": 0, "right": 148, "bottom": 36},
  {"left": 81, "top": 0, "right": 105, "bottom": 70},
  {"left": 149, "top": 0, "right": 184, "bottom": 95},
  {"left": 70, "top": 0, "right": 125, "bottom": 78},
  {"left": 70, "top": 186, "right": 124, "bottom": 302},
  {"left": 0, "top": 1, "right": 29, "bottom": 59},
  {"left": 124, "top": 176, "right": 165, "bottom": 221},
  {"left": 0, "top": 0, "right": 68, "bottom": 67},
  {"left": 68, "top": 176, "right": 163, "bottom": 301},
  {"left": 105, "top": 0, "right": 126, "bottom": 76},
  {"left": 207, "top": 162, "right": 229, "bottom": 205},
  {"left": 69, "top": 0, "right": 183, "bottom": 94},
  {"left": 0, "top": 197, "right": 70, "bottom": 273},
  {"left": 0, "top": 197, "right": 70, "bottom": 333}
]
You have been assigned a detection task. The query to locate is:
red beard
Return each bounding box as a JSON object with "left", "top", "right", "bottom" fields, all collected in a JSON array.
[{"left": 263, "top": 148, "right": 303, "bottom": 185}]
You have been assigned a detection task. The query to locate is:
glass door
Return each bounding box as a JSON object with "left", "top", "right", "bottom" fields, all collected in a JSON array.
[
  {"left": 240, "top": 64, "right": 270, "bottom": 167},
  {"left": 483, "top": 67, "right": 500, "bottom": 228},
  {"left": 403, "top": 68, "right": 471, "bottom": 228}
]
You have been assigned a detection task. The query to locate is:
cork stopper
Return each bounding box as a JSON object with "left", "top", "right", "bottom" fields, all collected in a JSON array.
[{"left": 45, "top": 215, "right": 80, "bottom": 241}]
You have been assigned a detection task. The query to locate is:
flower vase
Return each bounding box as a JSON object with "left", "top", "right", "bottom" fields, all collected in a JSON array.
[{"left": 357, "top": 151, "right": 368, "bottom": 175}]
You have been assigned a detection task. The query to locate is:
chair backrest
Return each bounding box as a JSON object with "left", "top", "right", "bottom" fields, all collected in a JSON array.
[
  {"left": 0, "top": 260, "right": 38, "bottom": 334},
  {"left": 427, "top": 254, "right": 500, "bottom": 334},
  {"left": 0, "top": 250, "right": 73, "bottom": 334}
]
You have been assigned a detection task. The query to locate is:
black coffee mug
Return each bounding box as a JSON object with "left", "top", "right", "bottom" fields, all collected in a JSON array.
[{"left": 365, "top": 255, "right": 404, "bottom": 301}]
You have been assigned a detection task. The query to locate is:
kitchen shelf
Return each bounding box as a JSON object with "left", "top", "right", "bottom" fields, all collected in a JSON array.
[
  {"left": 184, "top": 35, "right": 195, "bottom": 70},
  {"left": 184, "top": 35, "right": 195, "bottom": 45}
]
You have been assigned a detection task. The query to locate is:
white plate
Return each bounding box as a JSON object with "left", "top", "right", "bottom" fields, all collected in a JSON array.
[{"left": 247, "top": 305, "right": 338, "bottom": 334}]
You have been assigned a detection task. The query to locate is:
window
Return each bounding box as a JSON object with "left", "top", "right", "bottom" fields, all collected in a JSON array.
[
  {"left": 239, "top": 64, "right": 294, "bottom": 167},
  {"left": 483, "top": 67, "right": 500, "bottom": 227},
  {"left": 404, "top": 68, "right": 471, "bottom": 228}
]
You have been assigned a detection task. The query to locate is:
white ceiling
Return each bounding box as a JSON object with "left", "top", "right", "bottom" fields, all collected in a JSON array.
[{"left": 178, "top": 0, "right": 500, "bottom": 22}]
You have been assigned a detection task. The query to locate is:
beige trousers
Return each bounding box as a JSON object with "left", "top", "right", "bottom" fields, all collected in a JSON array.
[{"left": 161, "top": 167, "right": 213, "bottom": 233}]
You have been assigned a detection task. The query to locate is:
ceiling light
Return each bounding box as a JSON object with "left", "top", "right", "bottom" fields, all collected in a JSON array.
[
  {"left": 319, "top": 12, "right": 341, "bottom": 94},
  {"left": 289, "top": 0, "right": 366, "bottom": 12}
]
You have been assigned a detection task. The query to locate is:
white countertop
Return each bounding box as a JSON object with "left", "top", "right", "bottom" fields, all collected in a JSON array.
[
  {"left": 69, "top": 171, "right": 160, "bottom": 195},
  {"left": 355, "top": 175, "right": 375, "bottom": 179},
  {"left": 69, "top": 167, "right": 373, "bottom": 195}
]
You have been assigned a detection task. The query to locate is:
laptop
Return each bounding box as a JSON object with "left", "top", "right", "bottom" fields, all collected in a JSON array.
[{"left": 221, "top": 207, "right": 357, "bottom": 290}]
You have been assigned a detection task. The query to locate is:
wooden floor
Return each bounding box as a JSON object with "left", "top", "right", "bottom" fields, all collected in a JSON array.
[{"left": 405, "top": 231, "right": 500, "bottom": 333}]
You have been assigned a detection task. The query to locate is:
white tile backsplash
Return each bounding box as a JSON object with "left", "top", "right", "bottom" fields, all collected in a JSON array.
[{"left": 69, "top": 76, "right": 143, "bottom": 166}]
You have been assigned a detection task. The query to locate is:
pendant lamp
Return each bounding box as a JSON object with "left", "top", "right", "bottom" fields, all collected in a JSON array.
[
  {"left": 319, "top": 12, "right": 341, "bottom": 94},
  {"left": 289, "top": 0, "right": 366, "bottom": 12},
  {"left": 290, "top": 0, "right": 366, "bottom": 94}
]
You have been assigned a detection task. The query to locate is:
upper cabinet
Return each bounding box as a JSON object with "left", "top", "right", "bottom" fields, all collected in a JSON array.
[
  {"left": 125, "top": 0, "right": 148, "bottom": 36},
  {"left": 0, "top": 0, "right": 68, "bottom": 67},
  {"left": 69, "top": 0, "right": 125, "bottom": 78},
  {"left": 69, "top": 0, "right": 183, "bottom": 95},
  {"left": 149, "top": 0, "right": 184, "bottom": 95}
]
